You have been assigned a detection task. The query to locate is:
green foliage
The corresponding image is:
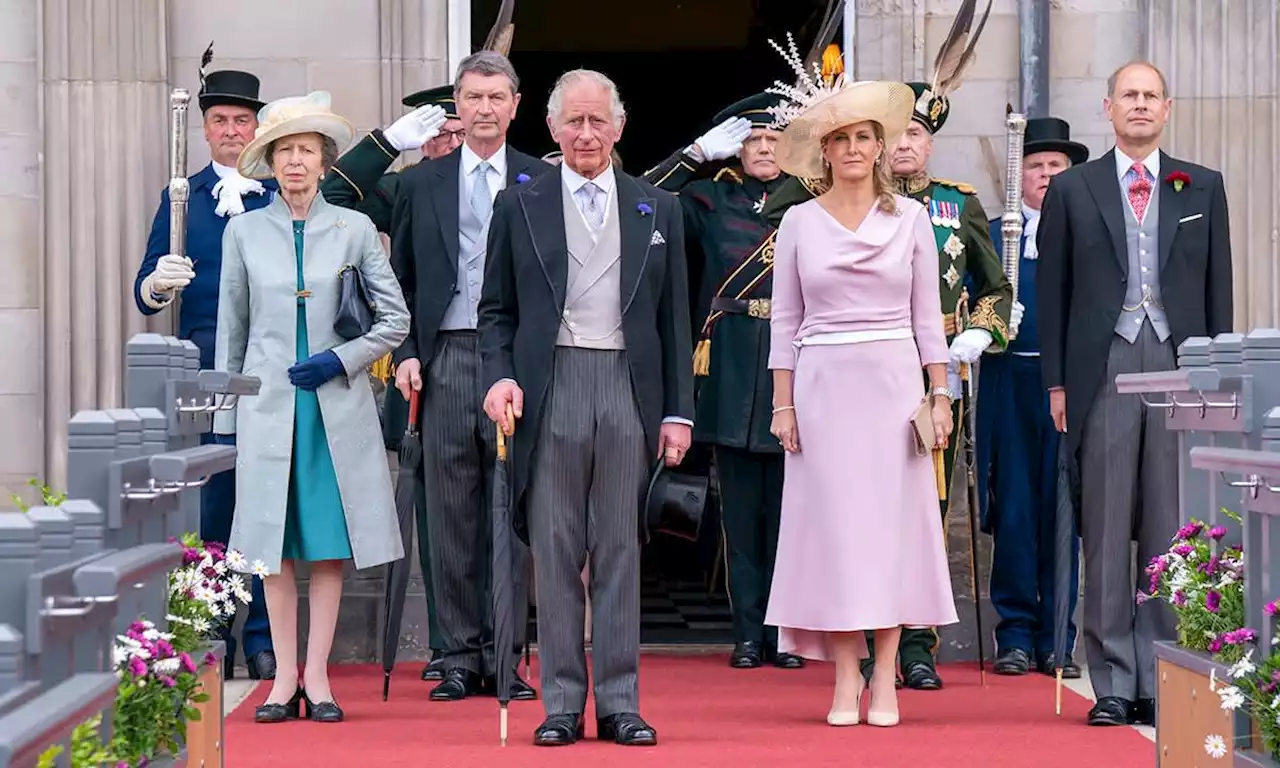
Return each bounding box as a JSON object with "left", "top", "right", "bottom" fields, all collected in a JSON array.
[{"left": 11, "top": 477, "right": 66, "bottom": 512}]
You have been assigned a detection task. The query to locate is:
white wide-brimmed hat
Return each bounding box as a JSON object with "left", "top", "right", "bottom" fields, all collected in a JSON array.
[
  {"left": 236, "top": 91, "right": 355, "bottom": 180},
  {"left": 774, "top": 81, "right": 917, "bottom": 180}
]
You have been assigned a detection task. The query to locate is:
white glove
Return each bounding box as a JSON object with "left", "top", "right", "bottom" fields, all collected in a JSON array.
[
  {"left": 947, "top": 362, "right": 963, "bottom": 398},
  {"left": 140, "top": 254, "right": 195, "bottom": 308},
  {"left": 211, "top": 172, "right": 265, "bottom": 218},
  {"left": 687, "top": 117, "right": 753, "bottom": 163},
  {"left": 383, "top": 104, "right": 448, "bottom": 152},
  {"left": 1009, "top": 301, "right": 1024, "bottom": 337},
  {"left": 949, "top": 328, "right": 993, "bottom": 364}
]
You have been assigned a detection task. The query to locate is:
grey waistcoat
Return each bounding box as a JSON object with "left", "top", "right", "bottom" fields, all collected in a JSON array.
[
  {"left": 440, "top": 163, "right": 495, "bottom": 330},
  {"left": 556, "top": 185, "right": 625, "bottom": 350},
  {"left": 1114, "top": 176, "right": 1169, "bottom": 343}
]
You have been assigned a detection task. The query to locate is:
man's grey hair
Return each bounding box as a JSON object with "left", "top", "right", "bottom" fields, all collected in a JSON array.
[
  {"left": 454, "top": 51, "right": 520, "bottom": 96},
  {"left": 546, "top": 69, "right": 626, "bottom": 128},
  {"left": 267, "top": 134, "right": 340, "bottom": 173}
]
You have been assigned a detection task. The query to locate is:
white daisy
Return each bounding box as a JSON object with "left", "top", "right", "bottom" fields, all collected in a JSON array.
[
  {"left": 251, "top": 560, "right": 270, "bottom": 577},
  {"left": 226, "top": 550, "right": 247, "bottom": 569},
  {"left": 1204, "top": 734, "right": 1228, "bottom": 759},
  {"left": 1219, "top": 685, "right": 1245, "bottom": 711},
  {"left": 1229, "top": 649, "right": 1256, "bottom": 679}
]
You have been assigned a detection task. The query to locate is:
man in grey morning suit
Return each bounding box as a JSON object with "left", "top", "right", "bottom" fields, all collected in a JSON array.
[
  {"left": 390, "top": 50, "right": 549, "bottom": 702},
  {"left": 479, "top": 69, "right": 694, "bottom": 747},
  {"left": 1037, "top": 60, "right": 1233, "bottom": 728}
]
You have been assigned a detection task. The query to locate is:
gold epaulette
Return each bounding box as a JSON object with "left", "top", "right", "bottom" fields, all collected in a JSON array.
[
  {"left": 713, "top": 167, "right": 742, "bottom": 184},
  {"left": 799, "top": 176, "right": 830, "bottom": 197},
  {"left": 931, "top": 178, "right": 977, "bottom": 195}
]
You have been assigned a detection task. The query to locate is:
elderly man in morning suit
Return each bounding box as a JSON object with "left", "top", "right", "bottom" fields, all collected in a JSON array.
[
  {"left": 1038, "top": 60, "right": 1233, "bottom": 727},
  {"left": 480, "top": 69, "right": 694, "bottom": 747},
  {"left": 390, "top": 51, "right": 550, "bottom": 702}
]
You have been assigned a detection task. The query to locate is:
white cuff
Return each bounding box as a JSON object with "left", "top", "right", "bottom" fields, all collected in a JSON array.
[
  {"left": 662, "top": 416, "right": 693, "bottom": 427},
  {"left": 140, "top": 274, "right": 174, "bottom": 310}
]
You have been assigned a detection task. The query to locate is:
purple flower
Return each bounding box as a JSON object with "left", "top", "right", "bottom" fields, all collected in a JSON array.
[
  {"left": 1176, "top": 522, "right": 1204, "bottom": 541},
  {"left": 155, "top": 639, "right": 174, "bottom": 658},
  {"left": 203, "top": 651, "right": 218, "bottom": 668},
  {"left": 180, "top": 652, "right": 198, "bottom": 674},
  {"left": 1172, "top": 591, "right": 1187, "bottom": 607},
  {"left": 1136, "top": 590, "right": 1150, "bottom": 605},
  {"left": 1209, "top": 525, "right": 1228, "bottom": 541},
  {"left": 516, "top": 172, "right": 531, "bottom": 184},
  {"left": 160, "top": 675, "right": 176, "bottom": 688},
  {"left": 1205, "top": 590, "right": 1221, "bottom": 613},
  {"left": 1208, "top": 636, "right": 1223, "bottom": 653},
  {"left": 128, "top": 657, "right": 148, "bottom": 678},
  {"left": 1265, "top": 599, "right": 1279, "bottom": 617},
  {"left": 637, "top": 202, "right": 653, "bottom": 216},
  {"left": 1172, "top": 544, "right": 1194, "bottom": 558},
  {"left": 1222, "top": 628, "right": 1258, "bottom": 646}
]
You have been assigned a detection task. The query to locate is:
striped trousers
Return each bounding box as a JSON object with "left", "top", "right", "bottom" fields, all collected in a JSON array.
[
  {"left": 422, "top": 331, "right": 528, "bottom": 676},
  {"left": 528, "top": 347, "right": 649, "bottom": 717}
]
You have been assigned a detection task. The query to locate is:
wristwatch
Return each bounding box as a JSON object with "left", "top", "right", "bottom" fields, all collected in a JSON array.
[{"left": 930, "top": 386, "right": 956, "bottom": 402}]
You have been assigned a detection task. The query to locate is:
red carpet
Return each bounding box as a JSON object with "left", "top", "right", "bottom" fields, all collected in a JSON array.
[{"left": 225, "top": 656, "right": 1155, "bottom": 767}]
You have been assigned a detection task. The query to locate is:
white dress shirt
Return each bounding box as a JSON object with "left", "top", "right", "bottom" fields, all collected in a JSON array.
[
  {"left": 561, "top": 160, "right": 617, "bottom": 237},
  {"left": 1115, "top": 146, "right": 1160, "bottom": 219},
  {"left": 461, "top": 141, "right": 508, "bottom": 205}
]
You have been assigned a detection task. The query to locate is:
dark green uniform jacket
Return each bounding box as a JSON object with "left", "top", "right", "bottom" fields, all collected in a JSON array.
[
  {"left": 319, "top": 129, "right": 404, "bottom": 235},
  {"left": 644, "top": 151, "right": 788, "bottom": 453}
]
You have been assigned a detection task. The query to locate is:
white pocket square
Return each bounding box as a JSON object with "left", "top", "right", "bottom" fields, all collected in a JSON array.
[
  {"left": 1179, "top": 213, "right": 1203, "bottom": 224},
  {"left": 650, "top": 230, "right": 666, "bottom": 246}
]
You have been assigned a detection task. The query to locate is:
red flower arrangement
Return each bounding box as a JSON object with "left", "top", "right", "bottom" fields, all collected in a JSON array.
[{"left": 1166, "top": 170, "right": 1191, "bottom": 192}]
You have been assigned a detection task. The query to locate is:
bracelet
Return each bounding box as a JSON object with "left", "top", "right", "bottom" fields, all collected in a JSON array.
[
  {"left": 772, "top": 405, "right": 795, "bottom": 414},
  {"left": 930, "top": 387, "right": 955, "bottom": 401}
]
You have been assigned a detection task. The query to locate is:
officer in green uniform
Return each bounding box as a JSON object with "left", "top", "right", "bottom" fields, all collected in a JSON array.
[
  {"left": 319, "top": 84, "right": 457, "bottom": 681},
  {"left": 760, "top": 81, "right": 1015, "bottom": 691},
  {"left": 642, "top": 92, "right": 804, "bottom": 670}
]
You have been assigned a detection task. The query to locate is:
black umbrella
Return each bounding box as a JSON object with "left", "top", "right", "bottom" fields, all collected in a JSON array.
[
  {"left": 492, "top": 403, "right": 517, "bottom": 745},
  {"left": 1052, "top": 439, "right": 1081, "bottom": 715},
  {"left": 381, "top": 388, "right": 422, "bottom": 701}
]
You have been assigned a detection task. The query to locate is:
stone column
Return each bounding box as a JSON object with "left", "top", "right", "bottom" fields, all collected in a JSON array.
[
  {"left": 40, "top": 0, "right": 172, "bottom": 491},
  {"left": 1146, "top": 0, "right": 1280, "bottom": 330},
  {"left": 0, "top": 0, "right": 43, "bottom": 505}
]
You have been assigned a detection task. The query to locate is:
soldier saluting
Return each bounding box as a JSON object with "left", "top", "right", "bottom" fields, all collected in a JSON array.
[{"left": 642, "top": 91, "right": 805, "bottom": 671}]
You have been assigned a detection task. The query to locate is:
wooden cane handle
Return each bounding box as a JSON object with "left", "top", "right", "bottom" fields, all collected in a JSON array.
[{"left": 496, "top": 402, "right": 516, "bottom": 460}]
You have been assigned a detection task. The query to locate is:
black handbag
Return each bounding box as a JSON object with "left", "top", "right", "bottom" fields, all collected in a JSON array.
[{"left": 334, "top": 263, "right": 375, "bottom": 340}]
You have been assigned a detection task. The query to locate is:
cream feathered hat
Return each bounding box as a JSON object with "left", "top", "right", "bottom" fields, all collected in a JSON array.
[
  {"left": 236, "top": 91, "right": 354, "bottom": 180},
  {"left": 764, "top": 34, "right": 915, "bottom": 180}
]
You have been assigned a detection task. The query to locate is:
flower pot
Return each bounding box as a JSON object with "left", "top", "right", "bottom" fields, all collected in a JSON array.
[
  {"left": 185, "top": 642, "right": 225, "bottom": 768},
  {"left": 1156, "top": 642, "right": 1249, "bottom": 765}
]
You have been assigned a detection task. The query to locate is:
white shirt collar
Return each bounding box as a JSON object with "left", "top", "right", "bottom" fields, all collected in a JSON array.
[
  {"left": 461, "top": 142, "right": 507, "bottom": 177},
  {"left": 561, "top": 161, "right": 616, "bottom": 196},
  {"left": 1021, "top": 201, "right": 1040, "bottom": 222},
  {"left": 211, "top": 160, "right": 236, "bottom": 179},
  {"left": 1115, "top": 146, "right": 1160, "bottom": 181}
]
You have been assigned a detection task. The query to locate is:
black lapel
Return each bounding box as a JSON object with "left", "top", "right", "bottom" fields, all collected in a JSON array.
[
  {"left": 517, "top": 167, "right": 568, "bottom": 311},
  {"left": 505, "top": 150, "right": 532, "bottom": 187},
  {"left": 1081, "top": 149, "right": 1129, "bottom": 276},
  {"left": 1156, "top": 152, "right": 1186, "bottom": 271},
  {"left": 616, "top": 173, "right": 656, "bottom": 315},
  {"left": 430, "top": 150, "right": 462, "bottom": 266}
]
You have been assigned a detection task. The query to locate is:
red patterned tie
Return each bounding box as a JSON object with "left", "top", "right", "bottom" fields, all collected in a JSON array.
[{"left": 1128, "top": 162, "right": 1151, "bottom": 223}]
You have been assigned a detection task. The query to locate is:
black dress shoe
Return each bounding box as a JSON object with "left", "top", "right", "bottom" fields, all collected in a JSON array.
[
  {"left": 902, "top": 660, "right": 943, "bottom": 690},
  {"left": 730, "top": 642, "right": 763, "bottom": 669},
  {"left": 994, "top": 648, "right": 1032, "bottom": 676},
  {"left": 483, "top": 673, "right": 538, "bottom": 700},
  {"left": 246, "top": 650, "right": 277, "bottom": 681},
  {"left": 1087, "top": 696, "right": 1133, "bottom": 726},
  {"left": 254, "top": 686, "right": 302, "bottom": 723},
  {"left": 429, "top": 667, "right": 485, "bottom": 701},
  {"left": 1131, "top": 698, "right": 1155, "bottom": 726},
  {"left": 420, "top": 653, "right": 445, "bottom": 681},
  {"left": 1036, "top": 652, "right": 1082, "bottom": 679},
  {"left": 598, "top": 713, "right": 657, "bottom": 746},
  {"left": 223, "top": 654, "right": 236, "bottom": 682},
  {"left": 534, "top": 714, "right": 584, "bottom": 746},
  {"left": 763, "top": 645, "right": 806, "bottom": 669},
  {"left": 302, "top": 690, "right": 344, "bottom": 723}
]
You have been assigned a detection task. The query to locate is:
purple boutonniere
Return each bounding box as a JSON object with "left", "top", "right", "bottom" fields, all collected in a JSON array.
[
  {"left": 637, "top": 202, "right": 653, "bottom": 216},
  {"left": 516, "top": 172, "right": 531, "bottom": 184}
]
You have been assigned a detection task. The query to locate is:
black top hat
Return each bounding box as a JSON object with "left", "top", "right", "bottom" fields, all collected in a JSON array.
[
  {"left": 713, "top": 91, "right": 785, "bottom": 129},
  {"left": 906, "top": 82, "right": 950, "bottom": 135},
  {"left": 198, "top": 70, "right": 266, "bottom": 113},
  {"left": 1023, "top": 117, "right": 1089, "bottom": 166},
  {"left": 401, "top": 84, "right": 459, "bottom": 118},
  {"left": 642, "top": 460, "right": 709, "bottom": 544}
]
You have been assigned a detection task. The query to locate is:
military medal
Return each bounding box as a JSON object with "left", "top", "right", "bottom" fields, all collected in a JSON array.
[
  {"left": 943, "top": 232, "right": 965, "bottom": 258},
  {"left": 753, "top": 192, "right": 767, "bottom": 214},
  {"left": 930, "top": 199, "right": 943, "bottom": 227},
  {"left": 943, "top": 263, "right": 960, "bottom": 289}
]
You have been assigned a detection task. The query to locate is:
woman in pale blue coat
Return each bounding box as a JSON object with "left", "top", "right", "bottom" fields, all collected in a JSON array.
[{"left": 214, "top": 91, "right": 409, "bottom": 724}]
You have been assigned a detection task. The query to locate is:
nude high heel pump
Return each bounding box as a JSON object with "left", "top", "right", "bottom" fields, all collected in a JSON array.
[
  {"left": 827, "top": 679, "right": 864, "bottom": 726},
  {"left": 866, "top": 688, "right": 900, "bottom": 727}
]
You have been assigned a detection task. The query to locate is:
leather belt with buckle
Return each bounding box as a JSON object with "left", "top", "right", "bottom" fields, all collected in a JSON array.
[{"left": 711, "top": 297, "right": 771, "bottom": 319}]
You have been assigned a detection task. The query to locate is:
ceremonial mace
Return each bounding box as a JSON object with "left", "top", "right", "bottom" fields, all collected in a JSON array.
[
  {"left": 168, "top": 88, "right": 191, "bottom": 313},
  {"left": 1001, "top": 105, "right": 1027, "bottom": 315}
]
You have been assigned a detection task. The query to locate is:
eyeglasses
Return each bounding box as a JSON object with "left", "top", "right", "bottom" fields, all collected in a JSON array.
[{"left": 437, "top": 129, "right": 466, "bottom": 142}]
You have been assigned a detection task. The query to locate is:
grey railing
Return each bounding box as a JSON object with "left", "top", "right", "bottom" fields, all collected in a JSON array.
[{"left": 0, "top": 333, "right": 259, "bottom": 767}]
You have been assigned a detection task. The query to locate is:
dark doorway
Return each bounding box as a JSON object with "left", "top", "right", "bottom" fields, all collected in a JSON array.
[{"left": 476, "top": 0, "right": 831, "bottom": 644}]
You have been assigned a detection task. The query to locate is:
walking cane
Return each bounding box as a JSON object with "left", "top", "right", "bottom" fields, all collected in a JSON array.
[{"left": 957, "top": 297, "right": 988, "bottom": 687}]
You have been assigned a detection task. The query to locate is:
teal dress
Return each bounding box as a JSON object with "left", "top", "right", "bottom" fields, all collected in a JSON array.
[{"left": 281, "top": 220, "right": 354, "bottom": 561}]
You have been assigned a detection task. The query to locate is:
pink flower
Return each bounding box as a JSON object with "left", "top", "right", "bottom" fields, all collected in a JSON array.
[
  {"left": 1173, "top": 544, "right": 1194, "bottom": 558},
  {"left": 1136, "top": 591, "right": 1151, "bottom": 605},
  {"left": 1266, "top": 600, "right": 1279, "bottom": 617},
  {"left": 1176, "top": 522, "right": 1204, "bottom": 540},
  {"left": 1172, "top": 591, "right": 1187, "bottom": 607},
  {"left": 1205, "top": 591, "right": 1221, "bottom": 613},
  {"left": 128, "top": 657, "right": 147, "bottom": 678},
  {"left": 1208, "top": 525, "right": 1228, "bottom": 540},
  {"left": 203, "top": 651, "right": 218, "bottom": 668},
  {"left": 180, "top": 652, "right": 198, "bottom": 674}
]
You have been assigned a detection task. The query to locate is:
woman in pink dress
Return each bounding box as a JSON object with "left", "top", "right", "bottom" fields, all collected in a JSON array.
[{"left": 763, "top": 79, "right": 959, "bottom": 727}]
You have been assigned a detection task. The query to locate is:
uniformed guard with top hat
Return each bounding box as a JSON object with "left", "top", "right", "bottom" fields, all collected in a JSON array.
[
  {"left": 762, "top": 0, "right": 1011, "bottom": 691},
  {"left": 132, "top": 44, "right": 277, "bottom": 681},
  {"left": 977, "top": 117, "right": 1088, "bottom": 680},
  {"left": 641, "top": 90, "right": 804, "bottom": 670}
]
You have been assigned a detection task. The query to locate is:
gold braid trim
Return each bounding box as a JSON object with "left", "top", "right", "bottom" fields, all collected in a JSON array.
[
  {"left": 369, "top": 353, "right": 394, "bottom": 382},
  {"left": 693, "top": 235, "right": 776, "bottom": 377},
  {"left": 966, "top": 294, "right": 1009, "bottom": 350},
  {"left": 799, "top": 176, "right": 830, "bottom": 197},
  {"left": 713, "top": 167, "right": 742, "bottom": 184}
]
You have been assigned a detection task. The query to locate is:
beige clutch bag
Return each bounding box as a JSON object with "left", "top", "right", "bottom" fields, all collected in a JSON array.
[{"left": 911, "top": 397, "right": 934, "bottom": 457}]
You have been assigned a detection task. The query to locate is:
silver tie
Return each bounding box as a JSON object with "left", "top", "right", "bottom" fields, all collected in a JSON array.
[
  {"left": 470, "top": 160, "right": 493, "bottom": 223},
  {"left": 577, "top": 182, "right": 604, "bottom": 230}
]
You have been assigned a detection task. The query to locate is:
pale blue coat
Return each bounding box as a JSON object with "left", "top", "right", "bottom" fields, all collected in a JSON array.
[{"left": 214, "top": 192, "right": 410, "bottom": 573}]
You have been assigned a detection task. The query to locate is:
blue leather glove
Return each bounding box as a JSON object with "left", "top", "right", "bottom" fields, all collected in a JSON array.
[{"left": 288, "top": 350, "right": 345, "bottom": 391}]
